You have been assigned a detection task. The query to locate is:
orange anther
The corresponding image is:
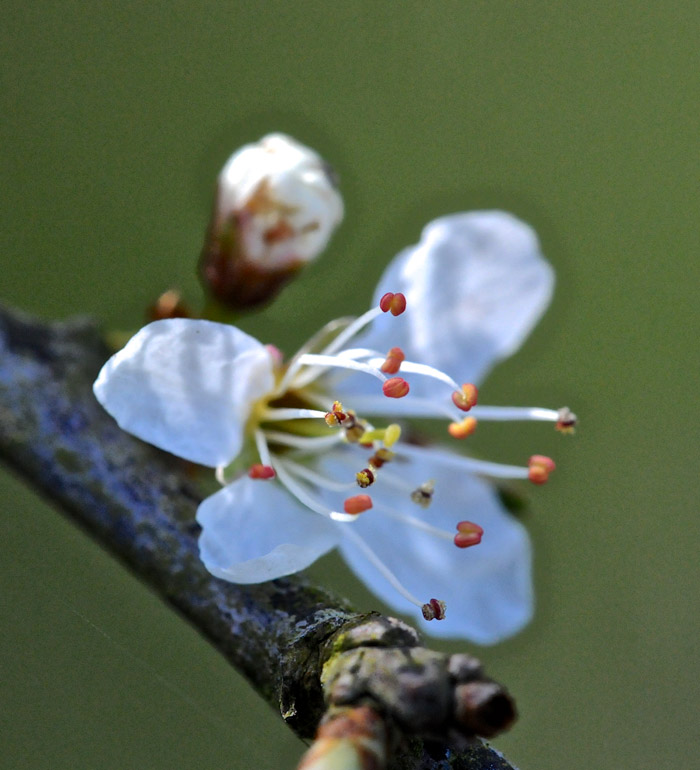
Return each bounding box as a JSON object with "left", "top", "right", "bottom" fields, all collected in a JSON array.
[
  {"left": 248, "top": 464, "right": 276, "bottom": 480},
  {"left": 454, "top": 520, "right": 484, "bottom": 548},
  {"left": 382, "top": 377, "right": 410, "bottom": 398},
  {"left": 380, "top": 346, "right": 405, "bottom": 374},
  {"left": 448, "top": 417, "right": 478, "bottom": 439},
  {"left": 343, "top": 494, "right": 373, "bottom": 515},
  {"left": 528, "top": 455, "right": 556, "bottom": 484},
  {"left": 421, "top": 598, "right": 447, "bottom": 621},
  {"left": 379, "top": 292, "right": 407, "bottom": 316},
  {"left": 452, "top": 383, "right": 479, "bottom": 412}
]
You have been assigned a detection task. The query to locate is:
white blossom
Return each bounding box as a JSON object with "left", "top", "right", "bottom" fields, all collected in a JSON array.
[{"left": 94, "top": 211, "right": 572, "bottom": 644}]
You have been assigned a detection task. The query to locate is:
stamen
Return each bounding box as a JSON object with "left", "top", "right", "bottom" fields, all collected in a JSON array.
[
  {"left": 248, "top": 464, "right": 276, "bottom": 480},
  {"left": 320, "top": 306, "right": 384, "bottom": 357},
  {"left": 448, "top": 416, "right": 478, "bottom": 439},
  {"left": 215, "top": 464, "right": 229, "bottom": 486},
  {"left": 272, "top": 461, "right": 358, "bottom": 522},
  {"left": 452, "top": 383, "right": 478, "bottom": 412},
  {"left": 380, "top": 347, "right": 405, "bottom": 374},
  {"left": 410, "top": 479, "right": 435, "bottom": 508},
  {"left": 379, "top": 292, "right": 407, "bottom": 316},
  {"left": 399, "top": 445, "right": 531, "bottom": 480},
  {"left": 358, "top": 423, "right": 401, "bottom": 448},
  {"left": 367, "top": 357, "right": 460, "bottom": 391},
  {"left": 254, "top": 428, "right": 273, "bottom": 467},
  {"left": 356, "top": 468, "right": 375, "bottom": 488},
  {"left": 422, "top": 598, "right": 447, "bottom": 621},
  {"left": 343, "top": 410, "right": 368, "bottom": 443},
  {"left": 382, "top": 377, "right": 410, "bottom": 398},
  {"left": 260, "top": 407, "right": 329, "bottom": 421},
  {"left": 324, "top": 400, "right": 347, "bottom": 427},
  {"left": 454, "top": 521, "right": 484, "bottom": 548},
  {"left": 555, "top": 406, "right": 577, "bottom": 434},
  {"left": 344, "top": 494, "right": 373, "bottom": 514},
  {"left": 335, "top": 395, "right": 456, "bottom": 421},
  {"left": 374, "top": 502, "right": 454, "bottom": 540},
  {"left": 273, "top": 316, "right": 354, "bottom": 395},
  {"left": 263, "top": 430, "right": 344, "bottom": 451},
  {"left": 368, "top": 447, "right": 394, "bottom": 468},
  {"left": 296, "top": 353, "right": 388, "bottom": 383},
  {"left": 278, "top": 456, "right": 355, "bottom": 492},
  {"left": 383, "top": 423, "right": 401, "bottom": 447},
  {"left": 341, "top": 526, "right": 426, "bottom": 609},
  {"left": 358, "top": 428, "right": 385, "bottom": 444},
  {"left": 528, "top": 455, "right": 556, "bottom": 484},
  {"left": 469, "top": 406, "right": 561, "bottom": 422}
]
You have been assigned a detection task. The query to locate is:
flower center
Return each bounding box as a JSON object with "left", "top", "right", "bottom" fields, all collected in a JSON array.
[{"left": 216, "top": 292, "right": 574, "bottom": 623}]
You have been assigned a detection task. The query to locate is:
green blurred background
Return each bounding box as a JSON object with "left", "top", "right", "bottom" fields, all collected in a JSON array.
[{"left": 2, "top": 3, "right": 698, "bottom": 768}]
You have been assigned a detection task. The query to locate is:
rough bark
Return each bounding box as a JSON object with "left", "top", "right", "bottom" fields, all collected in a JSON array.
[{"left": 0, "top": 305, "right": 517, "bottom": 770}]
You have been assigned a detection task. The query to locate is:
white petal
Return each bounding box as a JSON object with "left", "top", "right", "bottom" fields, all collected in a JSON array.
[
  {"left": 196, "top": 476, "right": 340, "bottom": 583},
  {"left": 356, "top": 211, "right": 554, "bottom": 391},
  {"left": 317, "top": 445, "right": 532, "bottom": 644},
  {"left": 93, "top": 319, "right": 274, "bottom": 467}
]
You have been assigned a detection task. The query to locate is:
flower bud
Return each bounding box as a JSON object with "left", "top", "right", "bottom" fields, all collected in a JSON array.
[{"left": 199, "top": 133, "right": 343, "bottom": 310}]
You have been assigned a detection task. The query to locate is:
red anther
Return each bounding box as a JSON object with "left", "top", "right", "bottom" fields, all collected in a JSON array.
[
  {"left": 379, "top": 292, "right": 407, "bottom": 316},
  {"left": 344, "top": 494, "right": 373, "bottom": 515},
  {"left": 555, "top": 406, "right": 577, "bottom": 434},
  {"left": 356, "top": 468, "right": 375, "bottom": 488},
  {"left": 422, "top": 598, "right": 447, "bottom": 621},
  {"left": 382, "top": 377, "right": 410, "bottom": 398},
  {"left": 448, "top": 417, "right": 478, "bottom": 439},
  {"left": 454, "top": 521, "right": 484, "bottom": 548},
  {"left": 380, "top": 346, "right": 405, "bottom": 374},
  {"left": 528, "top": 455, "right": 556, "bottom": 484},
  {"left": 452, "top": 383, "right": 479, "bottom": 412},
  {"left": 248, "top": 464, "right": 276, "bottom": 480}
]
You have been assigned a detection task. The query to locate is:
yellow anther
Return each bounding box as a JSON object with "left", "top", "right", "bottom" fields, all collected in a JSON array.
[
  {"left": 356, "top": 468, "right": 375, "bottom": 488},
  {"left": 383, "top": 423, "right": 401, "bottom": 447},
  {"left": 448, "top": 417, "right": 478, "bottom": 439},
  {"left": 359, "top": 428, "right": 385, "bottom": 444}
]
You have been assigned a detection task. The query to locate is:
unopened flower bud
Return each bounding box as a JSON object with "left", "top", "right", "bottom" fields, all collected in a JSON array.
[{"left": 199, "top": 133, "right": 343, "bottom": 311}]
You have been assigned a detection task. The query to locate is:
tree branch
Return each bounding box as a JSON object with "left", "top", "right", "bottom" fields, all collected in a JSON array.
[{"left": 0, "top": 305, "right": 517, "bottom": 770}]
